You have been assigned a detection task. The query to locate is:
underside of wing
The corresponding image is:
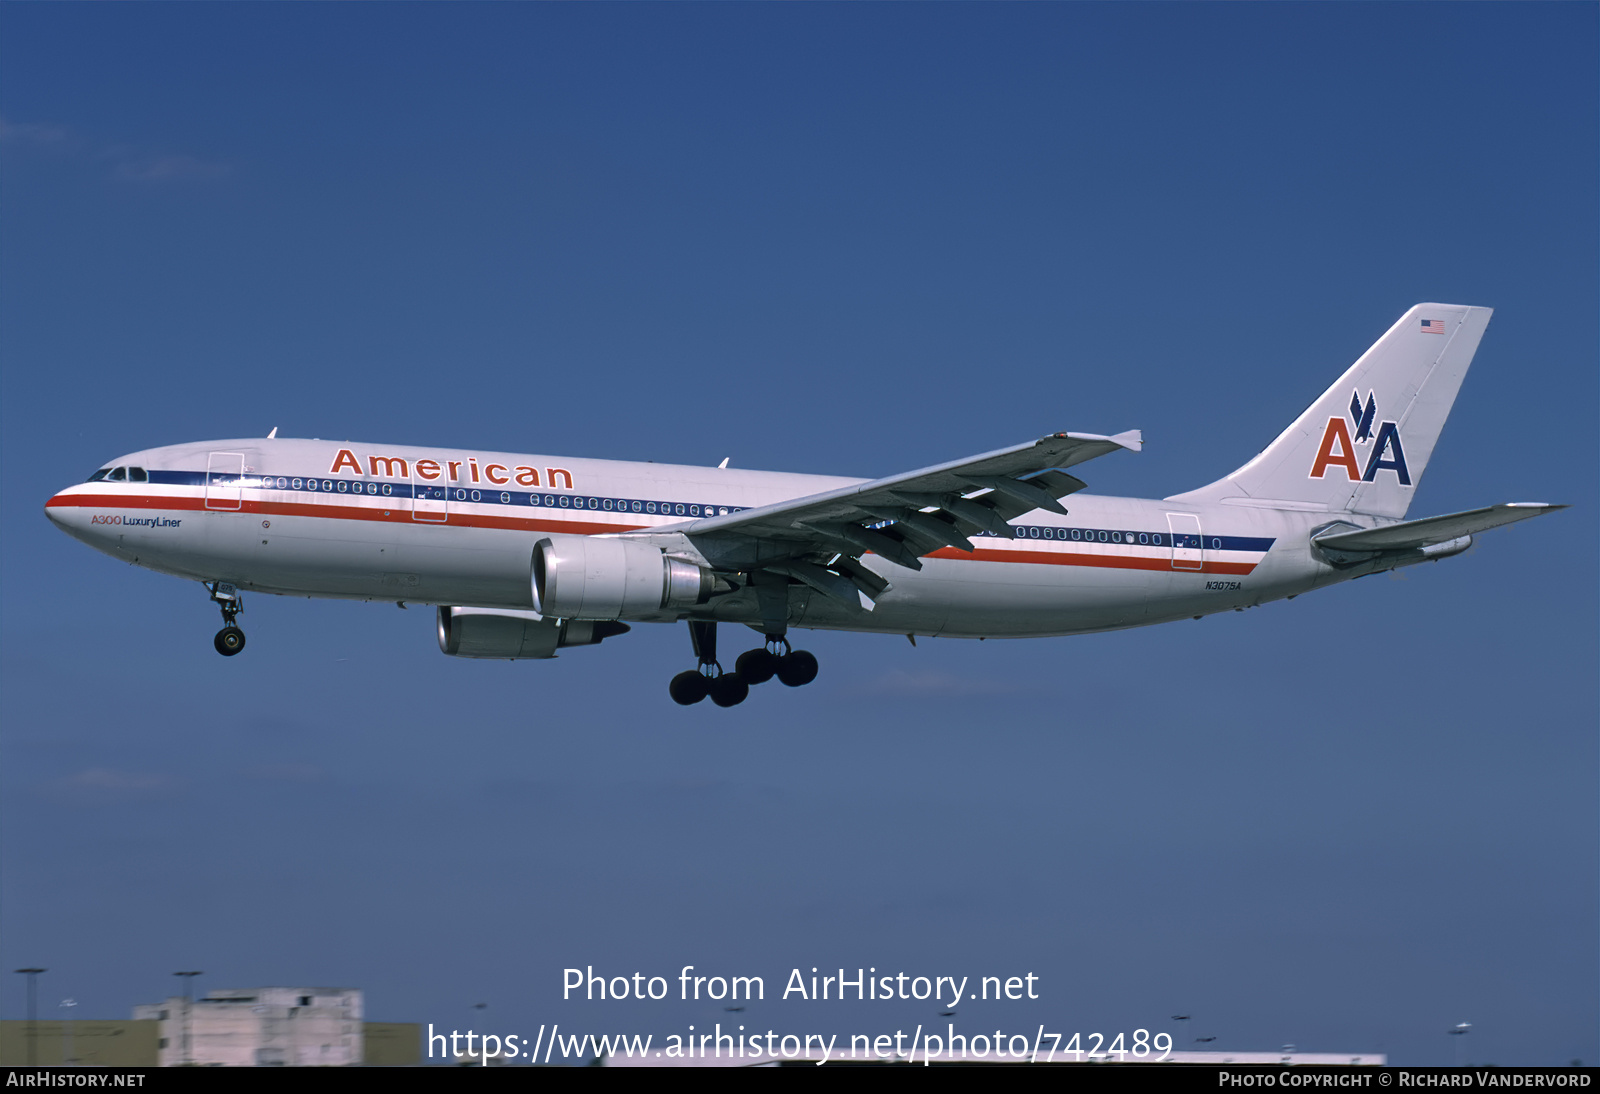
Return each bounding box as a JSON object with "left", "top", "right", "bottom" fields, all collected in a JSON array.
[{"left": 647, "top": 430, "right": 1141, "bottom": 608}]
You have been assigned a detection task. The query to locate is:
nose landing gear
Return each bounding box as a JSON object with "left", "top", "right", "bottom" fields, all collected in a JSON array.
[{"left": 206, "top": 582, "right": 246, "bottom": 657}]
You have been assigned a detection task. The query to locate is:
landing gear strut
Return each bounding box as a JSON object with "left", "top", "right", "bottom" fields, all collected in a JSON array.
[
  {"left": 669, "top": 619, "right": 819, "bottom": 707},
  {"left": 670, "top": 621, "right": 748, "bottom": 707},
  {"left": 207, "top": 582, "right": 246, "bottom": 657}
]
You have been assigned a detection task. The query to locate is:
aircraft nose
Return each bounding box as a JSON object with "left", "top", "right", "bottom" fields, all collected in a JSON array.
[{"left": 45, "top": 486, "right": 84, "bottom": 531}]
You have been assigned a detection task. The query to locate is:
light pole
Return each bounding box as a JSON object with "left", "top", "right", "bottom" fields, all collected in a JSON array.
[
  {"left": 60, "top": 999, "right": 77, "bottom": 1066},
  {"left": 14, "top": 970, "right": 46, "bottom": 1067},
  {"left": 173, "top": 972, "right": 203, "bottom": 1066}
]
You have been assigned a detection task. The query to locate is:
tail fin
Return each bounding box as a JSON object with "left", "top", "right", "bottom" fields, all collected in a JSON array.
[{"left": 1168, "top": 304, "right": 1492, "bottom": 519}]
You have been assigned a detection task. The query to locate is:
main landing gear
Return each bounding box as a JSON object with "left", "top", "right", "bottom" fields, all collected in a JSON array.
[
  {"left": 669, "top": 621, "right": 818, "bottom": 707},
  {"left": 207, "top": 582, "right": 246, "bottom": 657}
]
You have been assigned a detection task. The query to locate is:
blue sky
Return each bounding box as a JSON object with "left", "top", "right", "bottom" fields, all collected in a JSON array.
[{"left": 2, "top": 3, "right": 1594, "bottom": 1066}]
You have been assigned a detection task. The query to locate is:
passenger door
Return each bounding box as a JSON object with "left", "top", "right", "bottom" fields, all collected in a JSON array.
[
  {"left": 1166, "top": 512, "right": 1204, "bottom": 570},
  {"left": 205, "top": 452, "right": 245, "bottom": 510}
]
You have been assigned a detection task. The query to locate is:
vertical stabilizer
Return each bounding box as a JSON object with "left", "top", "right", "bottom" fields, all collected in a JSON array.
[{"left": 1168, "top": 304, "right": 1492, "bottom": 519}]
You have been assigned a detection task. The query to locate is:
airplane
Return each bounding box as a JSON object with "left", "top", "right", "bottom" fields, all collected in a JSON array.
[{"left": 44, "top": 303, "right": 1564, "bottom": 708}]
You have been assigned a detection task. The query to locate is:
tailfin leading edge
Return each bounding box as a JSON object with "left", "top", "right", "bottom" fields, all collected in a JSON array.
[{"left": 1169, "top": 304, "right": 1493, "bottom": 519}]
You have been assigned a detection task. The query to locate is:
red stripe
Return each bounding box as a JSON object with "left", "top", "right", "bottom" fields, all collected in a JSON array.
[
  {"left": 48, "top": 494, "right": 1261, "bottom": 575},
  {"left": 49, "top": 493, "right": 208, "bottom": 512},
  {"left": 926, "top": 545, "right": 1257, "bottom": 575}
]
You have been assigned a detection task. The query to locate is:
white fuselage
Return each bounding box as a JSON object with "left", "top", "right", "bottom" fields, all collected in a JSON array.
[{"left": 44, "top": 436, "right": 1381, "bottom": 640}]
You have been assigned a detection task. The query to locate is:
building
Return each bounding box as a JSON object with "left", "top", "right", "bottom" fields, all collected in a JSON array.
[{"left": 131, "top": 987, "right": 363, "bottom": 1067}]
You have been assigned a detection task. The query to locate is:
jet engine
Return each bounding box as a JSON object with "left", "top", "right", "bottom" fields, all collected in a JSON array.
[
  {"left": 532, "top": 535, "right": 719, "bottom": 620},
  {"left": 437, "top": 606, "right": 629, "bottom": 660}
]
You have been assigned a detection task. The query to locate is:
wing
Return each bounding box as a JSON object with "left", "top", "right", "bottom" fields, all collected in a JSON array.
[{"left": 651, "top": 430, "right": 1141, "bottom": 607}]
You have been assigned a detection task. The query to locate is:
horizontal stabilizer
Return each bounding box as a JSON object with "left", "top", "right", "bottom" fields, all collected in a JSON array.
[{"left": 1314, "top": 503, "right": 1566, "bottom": 552}]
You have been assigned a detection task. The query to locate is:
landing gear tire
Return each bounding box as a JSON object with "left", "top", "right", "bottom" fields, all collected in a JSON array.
[
  {"left": 214, "top": 626, "right": 246, "bottom": 657},
  {"left": 708, "top": 674, "right": 750, "bottom": 707},
  {"left": 670, "top": 670, "right": 710, "bottom": 706},
  {"left": 735, "top": 648, "right": 779, "bottom": 685},
  {"left": 776, "top": 649, "right": 818, "bottom": 687}
]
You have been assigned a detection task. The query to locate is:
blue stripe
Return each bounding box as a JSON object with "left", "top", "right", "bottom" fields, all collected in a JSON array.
[{"left": 140, "top": 470, "right": 1274, "bottom": 552}]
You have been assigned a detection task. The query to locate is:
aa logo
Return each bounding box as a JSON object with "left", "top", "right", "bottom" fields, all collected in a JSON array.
[{"left": 1309, "top": 390, "right": 1411, "bottom": 485}]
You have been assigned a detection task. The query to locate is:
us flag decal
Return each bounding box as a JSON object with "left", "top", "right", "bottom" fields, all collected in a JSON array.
[{"left": 1420, "top": 318, "right": 1446, "bottom": 334}]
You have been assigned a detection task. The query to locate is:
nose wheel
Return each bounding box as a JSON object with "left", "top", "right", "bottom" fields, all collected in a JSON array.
[{"left": 206, "top": 582, "right": 246, "bottom": 657}]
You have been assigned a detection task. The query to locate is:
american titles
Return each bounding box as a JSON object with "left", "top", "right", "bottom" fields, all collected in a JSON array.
[{"left": 328, "top": 448, "right": 574, "bottom": 489}]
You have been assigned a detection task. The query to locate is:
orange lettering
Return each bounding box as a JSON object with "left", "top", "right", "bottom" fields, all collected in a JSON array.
[
  {"left": 514, "top": 466, "right": 540, "bottom": 487},
  {"left": 368, "top": 455, "right": 409, "bottom": 478},
  {"left": 447, "top": 461, "right": 462, "bottom": 481},
  {"left": 1309, "top": 418, "right": 1360, "bottom": 480},
  {"left": 547, "top": 468, "right": 573, "bottom": 489},
  {"left": 469, "top": 459, "right": 480, "bottom": 483},
  {"left": 330, "top": 449, "right": 362, "bottom": 475},
  {"left": 485, "top": 464, "right": 509, "bottom": 485},
  {"left": 415, "top": 460, "right": 441, "bottom": 480}
]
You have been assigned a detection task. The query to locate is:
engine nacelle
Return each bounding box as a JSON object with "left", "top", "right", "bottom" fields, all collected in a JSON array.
[
  {"left": 532, "top": 535, "right": 716, "bottom": 620},
  {"left": 436, "top": 606, "right": 629, "bottom": 660}
]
